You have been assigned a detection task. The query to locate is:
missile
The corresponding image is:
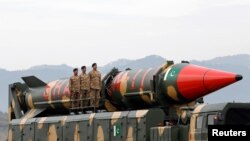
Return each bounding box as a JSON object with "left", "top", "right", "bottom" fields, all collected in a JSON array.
[
  {"left": 19, "top": 62, "right": 242, "bottom": 113},
  {"left": 104, "top": 63, "right": 242, "bottom": 110}
]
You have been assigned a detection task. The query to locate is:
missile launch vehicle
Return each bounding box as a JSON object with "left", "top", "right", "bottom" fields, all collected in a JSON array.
[{"left": 7, "top": 61, "right": 250, "bottom": 141}]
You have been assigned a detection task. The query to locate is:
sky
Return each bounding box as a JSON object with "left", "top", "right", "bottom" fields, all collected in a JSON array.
[{"left": 0, "top": 0, "right": 250, "bottom": 70}]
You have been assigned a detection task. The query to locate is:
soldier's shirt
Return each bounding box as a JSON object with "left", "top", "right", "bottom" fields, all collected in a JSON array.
[
  {"left": 89, "top": 70, "right": 102, "bottom": 90},
  {"left": 69, "top": 75, "right": 80, "bottom": 93},
  {"left": 80, "top": 73, "right": 90, "bottom": 91}
]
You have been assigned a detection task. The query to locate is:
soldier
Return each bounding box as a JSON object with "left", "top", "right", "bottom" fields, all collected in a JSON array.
[
  {"left": 89, "top": 63, "right": 102, "bottom": 109},
  {"left": 79, "top": 66, "right": 90, "bottom": 107},
  {"left": 69, "top": 68, "right": 80, "bottom": 109}
]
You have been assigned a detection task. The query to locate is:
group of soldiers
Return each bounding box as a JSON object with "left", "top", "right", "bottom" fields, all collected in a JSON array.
[{"left": 69, "top": 63, "right": 102, "bottom": 112}]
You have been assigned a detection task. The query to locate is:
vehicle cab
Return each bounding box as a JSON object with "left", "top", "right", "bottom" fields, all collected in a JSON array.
[{"left": 189, "top": 103, "right": 250, "bottom": 141}]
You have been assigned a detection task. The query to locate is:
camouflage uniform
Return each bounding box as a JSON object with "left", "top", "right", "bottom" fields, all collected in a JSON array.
[
  {"left": 89, "top": 70, "right": 102, "bottom": 107},
  {"left": 79, "top": 73, "right": 90, "bottom": 107},
  {"left": 69, "top": 75, "right": 80, "bottom": 108}
]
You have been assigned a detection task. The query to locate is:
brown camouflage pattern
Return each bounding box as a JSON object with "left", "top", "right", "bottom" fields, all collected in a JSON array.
[
  {"left": 8, "top": 109, "right": 164, "bottom": 141},
  {"left": 69, "top": 75, "right": 80, "bottom": 93},
  {"left": 80, "top": 73, "right": 90, "bottom": 91},
  {"left": 89, "top": 70, "right": 102, "bottom": 90},
  {"left": 71, "top": 92, "right": 80, "bottom": 108},
  {"left": 79, "top": 72, "right": 90, "bottom": 107},
  {"left": 80, "top": 90, "right": 89, "bottom": 107},
  {"left": 90, "top": 89, "right": 100, "bottom": 107}
]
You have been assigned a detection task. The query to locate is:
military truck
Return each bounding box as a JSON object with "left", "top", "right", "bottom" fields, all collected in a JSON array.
[
  {"left": 7, "top": 102, "right": 250, "bottom": 141},
  {"left": 7, "top": 61, "right": 247, "bottom": 141}
]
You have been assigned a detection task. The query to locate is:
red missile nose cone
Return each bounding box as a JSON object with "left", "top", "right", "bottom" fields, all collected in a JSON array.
[
  {"left": 203, "top": 70, "right": 242, "bottom": 92},
  {"left": 177, "top": 65, "right": 242, "bottom": 101}
]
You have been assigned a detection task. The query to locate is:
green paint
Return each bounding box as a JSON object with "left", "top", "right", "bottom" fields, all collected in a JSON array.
[
  {"left": 166, "top": 65, "right": 183, "bottom": 82},
  {"left": 113, "top": 124, "right": 121, "bottom": 137}
]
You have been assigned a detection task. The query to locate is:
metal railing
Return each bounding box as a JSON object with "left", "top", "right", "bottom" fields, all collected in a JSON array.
[{"left": 69, "top": 97, "right": 96, "bottom": 114}]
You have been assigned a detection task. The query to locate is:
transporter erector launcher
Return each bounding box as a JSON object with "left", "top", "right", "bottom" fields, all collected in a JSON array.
[{"left": 7, "top": 60, "right": 244, "bottom": 141}]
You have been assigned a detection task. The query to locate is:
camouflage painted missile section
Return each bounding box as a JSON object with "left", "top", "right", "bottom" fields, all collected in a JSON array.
[
  {"left": 103, "top": 61, "right": 242, "bottom": 111},
  {"left": 7, "top": 60, "right": 244, "bottom": 141}
]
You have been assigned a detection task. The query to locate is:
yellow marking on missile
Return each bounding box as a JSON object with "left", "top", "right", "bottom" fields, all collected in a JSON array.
[
  {"left": 104, "top": 100, "right": 117, "bottom": 112},
  {"left": 62, "top": 95, "right": 70, "bottom": 108},
  {"left": 167, "top": 86, "right": 179, "bottom": 101},
  {"left": 47, "top": 80, "right": 57, "bottom": 109},
  {"left": 139, "top": 88, "right": 152, "bottom": 104},
  {"left": 120, "top": 72, "right": 129, "bottom": 96},
  {"left": 27, "top": 94, "right": 35, "bottom": 108}
]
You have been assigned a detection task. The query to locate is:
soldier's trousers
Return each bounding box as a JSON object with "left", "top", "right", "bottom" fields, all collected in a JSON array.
[
  {"left": 71, "top": 92, "right": 79, "bottom": 108},
  {"left": 89, "top": 89, "right": 100, "bottom": 107},
  {"left": 80, "top": 90, "right": 89, "bottom": 107}
]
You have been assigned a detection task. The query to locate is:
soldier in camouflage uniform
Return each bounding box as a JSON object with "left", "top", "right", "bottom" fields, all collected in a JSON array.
[
  {"left": 79, "top": 66, "right": 90, "bottom": 107},
  {"left": 89, "top": 63, "right": 102, "bottom": 108},
  {"left": 69, "top": 68, "right": 80, "bottom": 109}
]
